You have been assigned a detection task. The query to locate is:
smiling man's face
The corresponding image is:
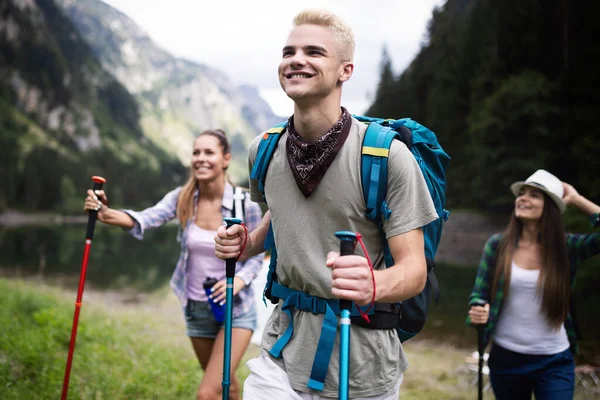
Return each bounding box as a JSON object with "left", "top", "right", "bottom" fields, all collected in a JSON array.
[{"left": 278, "top": 24, "right": 352, "bottom": 103}]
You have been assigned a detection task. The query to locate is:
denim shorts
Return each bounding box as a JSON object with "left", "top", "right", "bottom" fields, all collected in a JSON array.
[{"left": 183, "top": 299, "right": 258, "bottom": 338}]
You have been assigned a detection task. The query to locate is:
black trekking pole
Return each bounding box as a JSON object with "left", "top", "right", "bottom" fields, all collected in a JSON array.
[
  {"left": 222, "top": 217, "right": 242, "bottom": 400},
  {"left": 61, "top": 176, "right": 106, "bottom": 400},
  {"left": 471, "top": 299, "right": 488, "bottom": 400},
  {"left": 335, "top": 231, "right": 358, "bottom": 400}
]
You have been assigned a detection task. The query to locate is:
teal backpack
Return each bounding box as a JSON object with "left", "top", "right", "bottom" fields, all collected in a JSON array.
[{"left": 250, "top": 115, "right": 450, "bottom": 391}]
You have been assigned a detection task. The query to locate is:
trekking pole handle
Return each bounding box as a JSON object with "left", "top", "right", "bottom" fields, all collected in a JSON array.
[
  {"left": 223, "top": 217, "right": 242, "bottom": 278},
  {"left": 335, "top": 231, "right": 358, "bottom": 311},
  {"left": 470, "top": 300, "right": 488, "bottom": 358},
  {"left": 86, "top": 176, "right": 106, "bottom": 240},
  {"left": 470, "top": 299, "right": 488, "bottom": 326}
]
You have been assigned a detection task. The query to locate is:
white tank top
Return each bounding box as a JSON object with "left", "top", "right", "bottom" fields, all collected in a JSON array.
[{"left": 493, "top": 261, "right": 569, "bottom": 355}]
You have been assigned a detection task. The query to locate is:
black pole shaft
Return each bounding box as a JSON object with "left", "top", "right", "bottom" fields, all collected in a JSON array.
[
  {"left": 471, "top": 299, "right": 487, "bottom": 400},
  {"left": 477, "top": 325, "right": 484, "bottom": 400}
]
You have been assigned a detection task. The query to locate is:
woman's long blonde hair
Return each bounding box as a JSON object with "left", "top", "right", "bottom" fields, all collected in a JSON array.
[
  {"left": 176, "top": 129, "right": 231, "bottom": 227},
  {"left": 491, "top": 192, "right": 570, "bottom": 330}
]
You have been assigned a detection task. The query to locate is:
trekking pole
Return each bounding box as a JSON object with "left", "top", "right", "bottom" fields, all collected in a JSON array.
[
  {"left": 335, "top": 231, "right": 358, "bottom": 400},
  {"left": 222, "top": 217, "right": 242, "bottom": 400},
  {"left": 61, "top": 176, "right": 106, "bottom": 400},
  {"left": 471, "top": 299, "right": 488, "bottom": 400}
]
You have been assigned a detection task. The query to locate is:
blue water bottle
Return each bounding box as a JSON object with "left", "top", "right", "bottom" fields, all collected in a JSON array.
[{"left": 203, "top": 277, "right": 225, "bottom": 324}]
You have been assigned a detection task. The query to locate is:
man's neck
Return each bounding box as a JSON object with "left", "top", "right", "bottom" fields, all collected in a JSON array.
[{"left": 292, "top": 96, "right": 344, "bottom": 143}]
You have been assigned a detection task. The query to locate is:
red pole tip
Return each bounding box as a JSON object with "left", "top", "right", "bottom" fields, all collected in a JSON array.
[{"left": 92, "top": 176, "right": 106, "bottom": 184}]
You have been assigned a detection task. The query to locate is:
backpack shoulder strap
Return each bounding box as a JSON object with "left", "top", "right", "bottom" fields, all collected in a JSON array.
[
  {"left": 248, "top": 122, "right": 287, "bottom": 308},
  {"left": 250, "top": 122, "right": 288, "bottom": 198},
  {"left": 361, "top": 121, "right": 402, "bottom": 223}
]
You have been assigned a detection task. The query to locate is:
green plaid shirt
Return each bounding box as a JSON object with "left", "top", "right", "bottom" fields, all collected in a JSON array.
[{"left": 467, "top": 213, "right": 600, "bottom": 354}]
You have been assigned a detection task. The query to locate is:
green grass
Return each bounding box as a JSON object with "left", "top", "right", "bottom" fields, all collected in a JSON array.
[
  {"left": 0, "top": 278, "right": 595, "bottom": 399},
  {"left": 0, "top": 279, "right": 253, "bottom": 400}
]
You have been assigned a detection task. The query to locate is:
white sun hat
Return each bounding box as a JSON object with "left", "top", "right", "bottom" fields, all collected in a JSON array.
[{"left": 510, "top": 169, "right": 566, "bottom": 213}]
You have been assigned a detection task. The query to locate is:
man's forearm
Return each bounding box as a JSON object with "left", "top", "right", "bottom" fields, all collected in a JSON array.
[{"left": 374, "top": 256, "right": 427, "bottom": 303}]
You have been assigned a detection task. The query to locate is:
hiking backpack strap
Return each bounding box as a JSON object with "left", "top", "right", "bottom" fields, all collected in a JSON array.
[
  {"left": 361, "top": 121, "right": 402, "bottom": 267},
  {"left": 248, "top": 121, "right": 288, "bottom": 306},
  {"left": 248, "top": 121, "right": 287, "bottom": 305},
  {"left": 268, "top": 281, "right": 339, "bottom": 391},
  {"left": 250, "top": 122, "right": 288, "bottom": 197},
  {"left": 361, "top": 121, "right": 401, "bottom": 221}
]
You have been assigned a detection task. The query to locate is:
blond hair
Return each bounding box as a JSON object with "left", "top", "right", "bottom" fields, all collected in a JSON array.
[{"left": 293, "top": 9, "right": 355, "bottom": 62}]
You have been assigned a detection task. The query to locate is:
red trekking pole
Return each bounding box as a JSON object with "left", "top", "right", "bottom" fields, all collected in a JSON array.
[{"left": 61, "top": 176, "right": 106, "bottom": 400}]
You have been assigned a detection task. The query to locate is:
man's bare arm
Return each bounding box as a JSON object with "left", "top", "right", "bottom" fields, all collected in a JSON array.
[{"left": 373, "top": 228, "right": 427, "bottom": 303}]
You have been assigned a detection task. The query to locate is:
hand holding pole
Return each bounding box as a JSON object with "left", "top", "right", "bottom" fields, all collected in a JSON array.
[
  {"left": 335, "top": 231, "right": 358, "bottom": 400},
  {"left": 222, "top": 217, "right": 242, "bottom": 399},
  {"left": 61, "top": 176, "right": 106, "bottom": 400}
]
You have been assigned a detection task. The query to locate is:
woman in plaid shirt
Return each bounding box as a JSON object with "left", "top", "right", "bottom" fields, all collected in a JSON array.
[
  {"left": 84, "top": 129, "right": 264, "bottom": 400},
  {"left": 468, "top": 169, "right": 600, "bottom": 400}
]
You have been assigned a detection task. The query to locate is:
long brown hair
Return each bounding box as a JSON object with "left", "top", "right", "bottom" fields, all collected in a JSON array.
[
  {"left": 491, "top": 192, "right": 570, "bottom": 329},
  {"left": 176, "top": 129, "right": 230, "bottom": 227}
]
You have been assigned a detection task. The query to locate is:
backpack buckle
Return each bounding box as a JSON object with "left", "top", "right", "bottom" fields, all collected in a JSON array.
[
  {"left": 442, "top": 209, "right": 450, "bottom": 221},
  {"left": 380, "top": 201, "right": 392, "bottom": 220}
]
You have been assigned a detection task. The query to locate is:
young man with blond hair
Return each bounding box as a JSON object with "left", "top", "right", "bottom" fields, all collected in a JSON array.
[{"left": 215, "top": 8, "right": 437, "bottom": 399}]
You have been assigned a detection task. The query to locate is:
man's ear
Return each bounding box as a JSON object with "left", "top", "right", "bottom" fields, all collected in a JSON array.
[{"left": 339, "top": 61, "right": 354, "bottom": 83}]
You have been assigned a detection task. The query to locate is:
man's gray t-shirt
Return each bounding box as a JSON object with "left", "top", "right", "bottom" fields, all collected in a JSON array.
[{"left": 249, "top": 117, "right": 438, "bottom": 398}]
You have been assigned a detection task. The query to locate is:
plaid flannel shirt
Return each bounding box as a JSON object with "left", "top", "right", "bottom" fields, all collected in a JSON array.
[
  {"left": 467, "top": 213, "right": 600, "bottom": 354},
  {"left": 123, "top": 182, "right": 264, "bottom": 317}
]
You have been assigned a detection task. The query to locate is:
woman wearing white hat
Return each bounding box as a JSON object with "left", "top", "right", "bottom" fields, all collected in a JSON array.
[{"left": 467, "top": 169, "right": 600, "bottom": 399}]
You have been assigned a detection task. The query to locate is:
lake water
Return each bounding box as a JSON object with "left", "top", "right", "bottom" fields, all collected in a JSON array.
[{"left": 0, "top": 223, "right": 275, "bottom": 344}]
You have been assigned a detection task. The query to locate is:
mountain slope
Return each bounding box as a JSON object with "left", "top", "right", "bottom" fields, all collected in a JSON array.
[
  {"left": 57, "top": 0, "right": 284, "bottom": 183},
  {"left": 0, "top": 0, "right": 185, "bottom": 212}
]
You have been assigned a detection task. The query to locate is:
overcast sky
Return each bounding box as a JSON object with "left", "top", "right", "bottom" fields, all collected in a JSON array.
[{"left": 102, "top": 0, "right": 445, "bottom": 116}]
